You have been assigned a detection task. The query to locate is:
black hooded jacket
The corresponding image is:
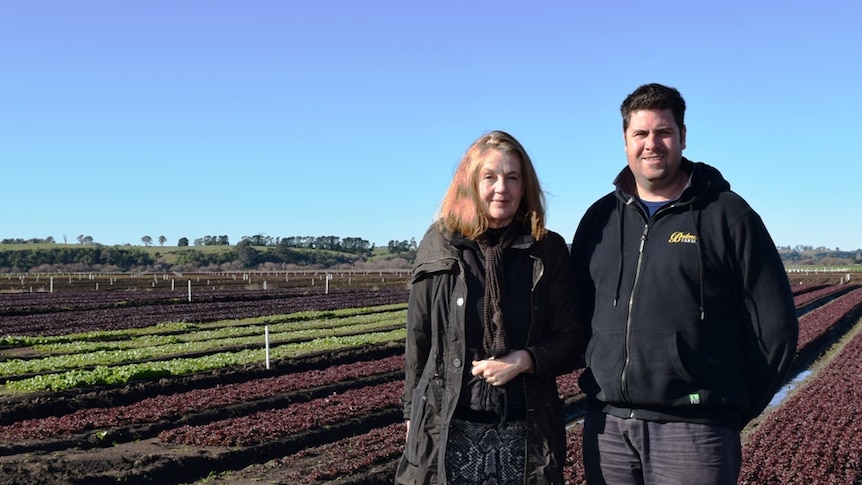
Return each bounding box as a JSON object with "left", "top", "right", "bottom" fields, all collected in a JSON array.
[{"left": 570, "top": 158, "right": 798, "bottom": 429}]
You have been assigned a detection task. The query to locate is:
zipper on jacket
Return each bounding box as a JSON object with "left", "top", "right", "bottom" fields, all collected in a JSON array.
[{"left": 620, "top": 222, "right": 650, "bottom": 402}]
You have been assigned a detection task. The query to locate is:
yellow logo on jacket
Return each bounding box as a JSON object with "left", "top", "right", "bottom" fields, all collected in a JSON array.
[{"left": 668, "top": 232, "right": 698, "bottom": 244}]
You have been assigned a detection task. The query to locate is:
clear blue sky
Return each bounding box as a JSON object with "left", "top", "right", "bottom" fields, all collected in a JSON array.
[{"left": 3, "top": 1, "right": 860, "bottom": 250}]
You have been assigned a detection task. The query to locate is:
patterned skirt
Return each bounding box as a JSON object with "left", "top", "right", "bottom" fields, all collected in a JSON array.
[{"left": 445, "top": 417, "right": 527, "bottom": 484}]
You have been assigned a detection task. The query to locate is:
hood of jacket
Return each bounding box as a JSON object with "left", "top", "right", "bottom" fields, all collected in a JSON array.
[{"left": 612, "top": 157, "right": 731, "bottom": 205}]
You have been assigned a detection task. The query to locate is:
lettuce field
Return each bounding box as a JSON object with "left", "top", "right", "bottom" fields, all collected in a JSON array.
[{"left": 0, "top": 271, "right": 860, "bottom": 484}]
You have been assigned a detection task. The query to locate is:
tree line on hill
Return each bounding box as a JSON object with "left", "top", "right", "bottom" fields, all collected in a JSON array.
[
  {"left": 777, "top": 246, "right": 862, "bottom": 266},
  {"left": 2, "top": 234, "right": 418, "bottom": 254},
  {"left": 0, "top": 237, "right": 857, "bottom": 273},
  {"left": 0, "top": 235, "right": 418, "bottom": 273}
]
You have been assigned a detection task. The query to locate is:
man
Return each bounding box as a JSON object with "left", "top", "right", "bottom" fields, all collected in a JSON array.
[{"left": 570, "top": 83, "right": 798, "bottom": 484}]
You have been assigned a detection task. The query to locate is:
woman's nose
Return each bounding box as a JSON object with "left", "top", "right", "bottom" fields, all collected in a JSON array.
[{"left": 494, "top": 177, "right": 507, "bottom": 192}]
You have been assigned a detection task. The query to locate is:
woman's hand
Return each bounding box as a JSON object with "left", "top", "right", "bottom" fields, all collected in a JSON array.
[{"left": 470, "top": 350, "right": 534, "bottom": 386}]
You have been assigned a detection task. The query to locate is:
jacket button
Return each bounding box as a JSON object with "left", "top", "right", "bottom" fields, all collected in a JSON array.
[
  {"left": 456, "top": 297, "right": 464, "bottom": 306},
  {"left": 453, "top": 358, "right": 462, "bottom": 368}
]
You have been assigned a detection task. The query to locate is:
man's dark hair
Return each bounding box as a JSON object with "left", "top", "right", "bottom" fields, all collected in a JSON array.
[{"left": 621, "top": 83, "right": 686, "bottom": 132}]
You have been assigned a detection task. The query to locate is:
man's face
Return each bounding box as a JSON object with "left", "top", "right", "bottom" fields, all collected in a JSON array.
[{"left": 624, "top": 108, "right": 687, "bottom": 200}]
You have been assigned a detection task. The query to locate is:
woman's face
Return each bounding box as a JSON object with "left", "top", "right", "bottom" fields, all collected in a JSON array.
[{"left": 478, "top": 150, "right": 524, "bottom": 228}]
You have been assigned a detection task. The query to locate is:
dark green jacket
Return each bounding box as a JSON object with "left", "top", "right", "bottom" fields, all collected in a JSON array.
[{"left": 396, "top": 224, "right": 585, "bottom": 484}]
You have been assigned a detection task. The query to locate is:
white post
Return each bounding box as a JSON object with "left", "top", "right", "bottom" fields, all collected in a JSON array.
[
  {"left": 325, "top": 275, "right": 329, "bottom": 294},
  {"left": 265, "top": 325, "right": 271, "bottom": 369},
  {"left": 188, "top": 280, "right": 192, "bottom": 302},
  {"left": 50, "top": 277, "right": 54, "bottom": 293}
]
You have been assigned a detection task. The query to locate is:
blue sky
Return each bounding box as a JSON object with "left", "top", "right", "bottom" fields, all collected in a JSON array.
[{"left": 3, "top": 1, "right": 860, "bottom": 251}]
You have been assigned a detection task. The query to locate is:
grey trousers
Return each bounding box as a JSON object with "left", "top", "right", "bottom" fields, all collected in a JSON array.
[{"left": 582, "top": 410, "right": 741, "bottom": 485}]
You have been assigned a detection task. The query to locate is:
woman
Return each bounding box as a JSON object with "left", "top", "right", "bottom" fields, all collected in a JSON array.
[{"left": 395, "top": 130, "right": 585, "bottom": 484}]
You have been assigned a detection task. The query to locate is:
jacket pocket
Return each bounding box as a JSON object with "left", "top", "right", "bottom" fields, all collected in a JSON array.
[
  {"left": 583, "top": 329, "right": 627, "bottom": 403},
  {"left": 405, "top": 377, "right": 443, "bottom": 465},
  {"left": 624, "top": 328, "right": 699, "bottom": 406}
]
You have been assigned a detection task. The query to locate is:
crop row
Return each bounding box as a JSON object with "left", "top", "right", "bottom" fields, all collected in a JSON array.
[
  {"left": 271, "top": 422, "right": 406, "bottom": 483},
  {"left": 0, "top": 353, "right": 405, "bottom": 440},
  {"left": 0, "top": 286, "right": 409, "bottom": 337},
  {"left": 5, "top": 329, "right": 405, "bottom": 392},
  {"left": 2, "top": 303, "right": 405, "bottom": 348},
  {"left": 0, "top": 306, "right": 407, "bottom": 377},
  {"left": 793, "top": 283, "right": 856, "bottom": 309},
  {"left": 739, "top": 312, "right": 862, "bottom": 482},
  {"left": 3, "top": 271, "right": 410, "bottom": 295},
  {"left": 160, "top": 380, "right": 405, "bottom": 446},
  {"left": 796, "top": 287, "right": 862, "bottom": 351},
  {"left": 1, "top": 274, "right": 408, "bottom": 315}
]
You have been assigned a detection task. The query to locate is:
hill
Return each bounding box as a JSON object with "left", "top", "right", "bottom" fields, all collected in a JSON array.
[{"left": 0, "top": 243, "right": 859, "bottom": 274}]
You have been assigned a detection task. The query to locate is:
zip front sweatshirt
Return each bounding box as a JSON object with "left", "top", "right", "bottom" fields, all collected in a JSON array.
[{"left": 570, "top": 159, "right": 798, "bottom": 429}]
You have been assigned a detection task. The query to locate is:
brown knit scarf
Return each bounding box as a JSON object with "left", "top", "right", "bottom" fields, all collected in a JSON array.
[{"left": 477, "top": 224, "right": 520, "bottom": 358}]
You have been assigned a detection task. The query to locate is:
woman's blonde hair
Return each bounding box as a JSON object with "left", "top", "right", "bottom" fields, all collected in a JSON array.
[{"left": 437, "top": 130, "right": 547, "bottom": 240}]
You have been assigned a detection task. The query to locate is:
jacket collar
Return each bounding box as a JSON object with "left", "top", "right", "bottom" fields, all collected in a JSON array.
[{"left": 613, "top": 158, "right": 731, "bottom": 203}]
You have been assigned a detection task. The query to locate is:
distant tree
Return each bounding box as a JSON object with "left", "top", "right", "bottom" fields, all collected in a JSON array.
[
  {"left": 77, "top": 234, "right": 85, "bottom": 244},
  {"left": 82, "top": 235, "right": 94, "bottom": 245},
  {"left": 45, "top": 236, "right": 55, "bottom": 244},
  {"left": 142, "top": 235, "right": 153, "bottom": 247},
  {"left": 315, "top": 235, "right": 341, "bottom": 251},
  {"left": 62, "top": 234, "right": 68, "bottom": 244},
  {"left": 243, "top": 234, "right": 271, "bottom": 246},
  {"left": 342, "top": 237, "right": 372, "bottom": 255},
  {"left": 178, "top": 237, "right": 189, "bottom": 246},
  {"left": 158, "top": 235, "right": 167, "bottom": 246},
  {"left": 388, "top": 239, "right": 411, "bottom": 253},
  {"left": 234, "top": 239, "right": 260, "bottom": 267},
  {"left": 192, "top": 235, "right": 230, "bottom": 246}
]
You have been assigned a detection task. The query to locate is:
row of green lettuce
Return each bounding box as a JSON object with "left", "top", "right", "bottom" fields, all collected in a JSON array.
[{"left": 0, "top": 303, "right": 406, "bottom": 393}]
